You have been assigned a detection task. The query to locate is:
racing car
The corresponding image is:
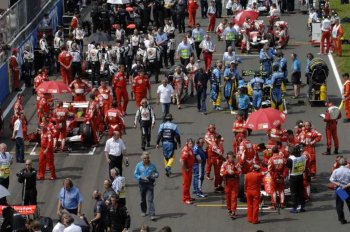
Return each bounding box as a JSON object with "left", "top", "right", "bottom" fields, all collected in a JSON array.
[{"left": 63, "top": 101, "right": 98, "bottom": 152}]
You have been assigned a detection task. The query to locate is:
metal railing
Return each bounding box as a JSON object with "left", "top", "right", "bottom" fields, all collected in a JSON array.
[{"left": 0, "top": 0, "right": 46, "bottom": 47}]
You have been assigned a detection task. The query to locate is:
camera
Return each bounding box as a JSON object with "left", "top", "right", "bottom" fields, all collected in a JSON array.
[
  {"left": 16, "top": 172, "right": 23, "bottom": 177},
  {"left": 147, "top": 176, "right": 155, "bottom": 183}
]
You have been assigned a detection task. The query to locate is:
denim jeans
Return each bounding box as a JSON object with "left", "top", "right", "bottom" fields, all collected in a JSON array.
[
  {"left": 252, "top": 90, "right": 263, "bottom": 110},
  {"left": 272, "top": 88, "right": 282, "bottom": 106},
  {"left": 336, "top": 188, "right": 350, "bottom": 221},
  {"left": 139, "top": 181, "right": 155, "bottom": 216},
  {"left": 161, "top": 103, "right": 170, "bottom": 120},
  {"left": 196, "top": 88, "right": 207, "bottom": 112},
  {"left": 16, "top": 137, "right": 25, "bottom": 162},
  {"left": 192, "top": 160, "right": 206, "bottom": 193}
]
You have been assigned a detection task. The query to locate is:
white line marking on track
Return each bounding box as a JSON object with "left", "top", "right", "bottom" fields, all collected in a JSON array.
[
  {"left": 69, "top": 147, "right": 96, "bottom": 156},
  {"left": 88, "top": 147, "right": 96, "bottom": 155},
  {"left": 328, "top": 53, "right": 343, "bottom": 94},
  {"left": 30, "top": 143, "right": 38, "bottom": 156},
  {"left": 3, "top": 84, "right": 26, "bottom": 118}
]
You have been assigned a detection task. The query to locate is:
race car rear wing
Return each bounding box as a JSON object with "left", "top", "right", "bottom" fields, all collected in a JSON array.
[
  {"left": 242, "top": 70, "right": 267, "bottom": 77},
  {"left": 63, "top": 102, "right": 89, "bottom": 108}
]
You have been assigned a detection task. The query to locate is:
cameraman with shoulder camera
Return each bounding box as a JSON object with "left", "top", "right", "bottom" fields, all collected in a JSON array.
[{"left": 17, "top": 159, "right": 37, "bottom": 205}]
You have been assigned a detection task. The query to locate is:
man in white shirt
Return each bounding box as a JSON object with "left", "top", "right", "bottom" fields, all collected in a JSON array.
[
  {"left": 319, "top": 16, "right": 332, "bottom": 55},
  {"left": 199, "top": 34, "right": 216, "bottom": 73},
  {"left": 110, "top": 167, "right": 126, "bottom": 205},
  {"left": 157, "top": 78, "right": 174, "bottom": 121},
  {"left": 12, "top": 114, "right": 24, "bottom": 163},
  {"left": 62, "top": 213, "right": 82, "bottom": 232},
  {"left": 72, "top": 25, "right": 85, "bottom": 52},
  {"left": 104, "top": 131, "right": 128, "bottom": 178},
  {"left": 54, "top": 210, "right": 82, "bottom": 232}
]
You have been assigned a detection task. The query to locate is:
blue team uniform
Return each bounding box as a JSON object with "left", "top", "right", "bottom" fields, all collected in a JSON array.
[
  {"left": 192, "top": 145, "right": 207, "bottom": 195},
  {"left": 249, "top": 76, "right": 265, "bottom": 110}
]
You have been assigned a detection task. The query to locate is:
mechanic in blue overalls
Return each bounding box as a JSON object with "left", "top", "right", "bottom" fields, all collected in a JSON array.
[
  {"left": 223, "top": 61, "right": 241, "bottom": 112},
  {"left": 277, "top": 51, "right": 288, "bottom": 81},
  {"left": 259, "top": 43, "right": 275, "bottom": 79},
  {"left": 210, "top": 60, "right": 223, "bottom": 110},
  {"left": 270, "top": 64, "right": 286, "bottom": 111},
  {"left": 249, "top": 72, "right": 265, "bottom": 110},
  {"left": 192, "top": 137, "right": 208, "bottom": 198},
  {"left": 237, "top": 84, "right": 251, "bottom": 120},
  {"left": 156, "top": 114, "right": 181, "bottom": 177}
]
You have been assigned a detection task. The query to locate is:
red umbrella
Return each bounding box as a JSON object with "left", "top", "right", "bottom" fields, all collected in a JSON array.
[
  {"left": 245, "top": 108, "right": 286, "bottom": 131},
  {"left": 127, "top": 24, "right": 136, "bottom": 29},
  {"left": 234, "top": 10, "right": 259, "bottom": 26},
  {"left": 36, "top": 81, "right": 71, "bottom": 94}
]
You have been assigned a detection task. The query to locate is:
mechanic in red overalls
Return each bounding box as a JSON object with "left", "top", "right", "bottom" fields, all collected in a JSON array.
[
  {"left": 208, "top": 134, "right": 225, "bottom": 193},
  {"left": 37, "top": 93, "right": 53, "bottom": 124},
  {"left": 220, "top": 151, "right": 241, "bottom": 219},
  {"left": 37, "top": 126, "right": 56, "bottom": 180},
  {"left": 98, "top": 80, "right": 113, "bottom": 116},
  {"left": 13, "top": 94, "right": 23, "bottom": 115},
  {"left": 245, "top": 165, "right": 263, "bottom": 224},
  {"left": 52, "top": 102, "right": 69, "bottom": 151},
  {"left": 232, "top": 111, "right": 247, "bottom": 154},
  {"left": 205, "top": 124, "right": 223, "bottom": 180},
  {"left": 9, "top": 48, "right": 20, "bottom": 91},
  {"left": 105, "top": 103, "right": 125, "bottom": 138},
  {"left": 322, "top": 102, "right": 341, "bottom": 156},
  {"left": 69, "top": 76, "right": 92, "bottom": 102},
  {"left": 58, "top": 45, "right": 73, "bottom": 84},
  {"left": 268, "top": 146, "right": 287, "bottom": 209},
  {"left": 85, "top": 94, "right": 100, "bottom": 146},
  {"left": 132, "top": 69, "right": 151, "bottom": 108},
  {"left": 237, "top": 138, "right": 259, "bottom": 174},
  {"left": 188, "top": 0, "right": 199, "bottom": 28},
  {"left": 113, "top": 65, "right": 129, "bottom": 115},
  {"left": 180, "top": 139, "right": 196, "bottom": 204},
  {"left": 297, "top": 121, "right": 322, "bottom": 177},
  {"left": 266, "top": 123, "right": 287, "bottom": 146}
]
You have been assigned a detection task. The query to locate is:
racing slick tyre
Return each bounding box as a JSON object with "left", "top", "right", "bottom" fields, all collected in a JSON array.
[{"left": 81, "top": 123, "right": 93, "bottom": 146}]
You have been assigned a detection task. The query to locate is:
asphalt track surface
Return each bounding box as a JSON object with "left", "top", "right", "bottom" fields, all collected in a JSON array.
[{"left": 1, "top": 8, "right": 350, "bottom": 232}]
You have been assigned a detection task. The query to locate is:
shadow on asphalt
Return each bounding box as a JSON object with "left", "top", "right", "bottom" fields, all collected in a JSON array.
[
  {"left": 260, "top": 217, "right": 297, "bottom": 223},
  {"left": 305, "top": 204, "right": 334, "bottom": 212},
  {"left": 287, "top": 110, "right": 306, "bottom": 115},
  {"left": 56, "top": 175, "right": 82, "bottom": 180},
  {"left": 169, "top": 172, "right": 182, "bottom": 178},
  {"left": 176, "top": 121, "right": 194, "bottom": 125},
  {"left": 339, "top": 150, "right": 350, "bottom": 154},
  {"left": 155, "top": 212, "right": 187, "bottom": 221},
  {"left": 309, "top": 193, "right": 334, "bottom": 203},
  {"left": 55, "top": 167, "right": 83, "bottom": 172},
  {"left": 283, "top": 45, "right": 300, "bottom": 50}
]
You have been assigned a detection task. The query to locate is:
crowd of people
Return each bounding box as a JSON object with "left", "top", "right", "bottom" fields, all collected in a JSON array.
[{"left": 1, "top": 0, "right": 350, "bottom": 231}]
